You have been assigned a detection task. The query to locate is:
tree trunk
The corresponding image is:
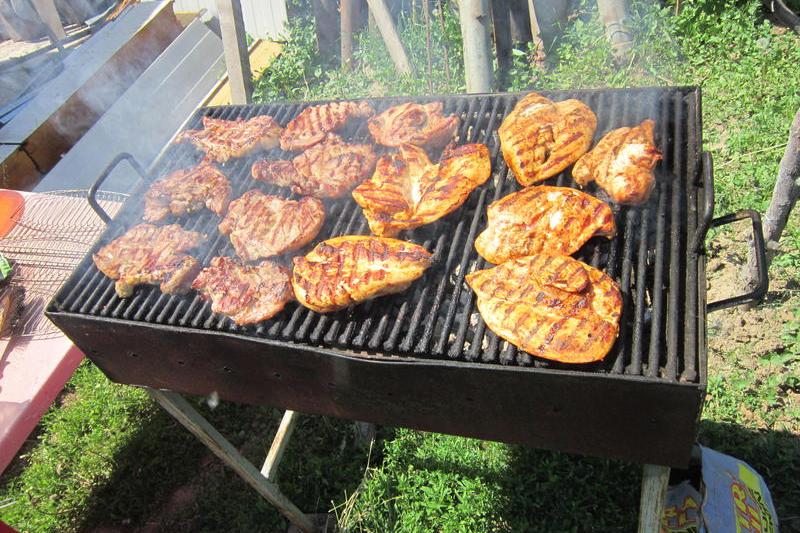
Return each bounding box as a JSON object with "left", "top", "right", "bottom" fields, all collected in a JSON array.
[
  {"left": 746, "top": 108, "right": 800, "bottom": 288},
  {"left": 527, "top": 0, "right": 547, "bottom": 69},
  {"left": 491, "top": 0, "right": 512, "bottom": 88},
  {"left": 597, "top": 0, "right": 633, "bottom": 64},
  {"left": 366, "top": 0, "right": 414, "bottom": 75},
  {"left": 312, "top": 0, "right": 339, "bottom": 58}
]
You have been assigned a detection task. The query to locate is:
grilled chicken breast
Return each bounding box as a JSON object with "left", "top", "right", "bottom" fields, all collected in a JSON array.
[
  {"left": 280, "top": 101, "right": 374, "bottom": 151},
  {"left": 144, "top": 162, "right": 231, "bottom": 222},
  {"left": 192, "top": 256, "right": 294, "bottom": 325},
  {"left": 499, "top": 92, "right": 597, "bottom": 186},
  {"left": 292, "top": 236, "right": 432, "bottom": 313},
  {"left": 93, "top": 224, "right": 205, "bottom": 298},
  {"left": 218, "top": 190, "right": 325, "bottom": 261},
  {"left": 352, "top": 143, "right": 491, "bottom": 237},
  {"left": 466, "top": 254, "right": 621, "bottom": 363},
  {"left": 252, "top": 134, "right": 377, "bottom": 198},
  {"left": 573, "top": 119, "right": 662, "bottom": 205},
  {"left": 474, "top": 186, "right": 616, "bottom": 264},
  {"left": 176, "top": 115, "right": 282, "bottom": 163},
  {"left": 368, "top": 102, "right": 460, "bottom": 149}
]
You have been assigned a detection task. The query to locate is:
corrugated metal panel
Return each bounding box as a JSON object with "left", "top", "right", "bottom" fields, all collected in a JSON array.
[{"left": 165, "top": 0, "right": 287, "bottom": 39}]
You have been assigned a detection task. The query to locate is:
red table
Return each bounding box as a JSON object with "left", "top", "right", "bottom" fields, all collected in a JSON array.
[{"left": 0, "top": 190, "right": 121, "bottom": 474}]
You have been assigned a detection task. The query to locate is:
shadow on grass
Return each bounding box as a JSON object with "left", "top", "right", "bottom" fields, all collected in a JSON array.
[{"left": 73, "top": 397, "right": 381, "bottom": 532}]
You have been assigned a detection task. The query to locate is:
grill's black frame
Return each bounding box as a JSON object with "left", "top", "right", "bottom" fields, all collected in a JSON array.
[{"left": 47, "top": 87, "right": 712, "bottom": 467}]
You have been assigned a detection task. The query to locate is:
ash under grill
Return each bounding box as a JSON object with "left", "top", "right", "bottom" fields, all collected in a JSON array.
[{"left": 49, "top": 87, "right": 706, "bottom": 383}]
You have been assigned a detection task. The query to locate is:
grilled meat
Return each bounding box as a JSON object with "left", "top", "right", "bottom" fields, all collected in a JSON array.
[
  {"left": 144, "top": 162, "right": 231, "bottom": 222},
  {"left": 93, "top": 224, "right": 205, "bottom": 298},
  {"left": 352, "top": 143, "right": 491, "bottom": 237},
  {"left": 466, "top": 254, "right": 621, "bottom": 363},
  {"left": 368, "top": 102, "right": 460, "bottom": 149},
  {"left": 292, "top": 236, "right": 432, "bottom": 313},
  {"left": 280, "top": 101, "right": 374, "bottom": 151},
  {"left": 573, "top": 119, "right": 662, "bottom": 205},
  {"left": 474, "top": 186, "right": 615, "bottom": 264},
  {"left": 192, "top": 256, "right": 294, "bottom": 325},
  {"left": 499, "top": 92, "right": 597, "bottom": 186},
  {"left": 218, "top": 190, "right": 325, "bottom": 262},
  {"left": 176, "top": 115, "right": 282, "bottom": 163},
  {"left": 252, "top": 134, "right": 377, "bottom": 198}
]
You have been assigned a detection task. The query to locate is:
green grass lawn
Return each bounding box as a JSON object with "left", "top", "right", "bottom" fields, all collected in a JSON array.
[{"left": 2, "top": 1, "right": 799, "bottom": 531}]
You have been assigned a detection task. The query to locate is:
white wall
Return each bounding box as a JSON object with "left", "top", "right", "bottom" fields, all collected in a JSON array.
[{"left": 168, "top": 0, "right": 288, "bottom": 40}]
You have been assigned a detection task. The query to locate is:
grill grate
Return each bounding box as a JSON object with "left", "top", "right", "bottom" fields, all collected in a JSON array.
[{"left": 49, "top": 88, "right": 705, "bottom": 383}]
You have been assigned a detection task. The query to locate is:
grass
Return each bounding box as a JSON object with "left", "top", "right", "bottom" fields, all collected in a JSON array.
[{"left": 2, "top": 0, "right": 800, "bottom": 531}]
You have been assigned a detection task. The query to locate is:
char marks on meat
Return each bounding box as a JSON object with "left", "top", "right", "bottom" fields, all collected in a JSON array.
[
  {"left": 192, "top": 256, "right": 294, "bottom": 325},
  {"left": 368, "top": 102, "right": 459, "bottom": 149},
  {"left": 499, "top": 92, "right": 597, "bottom": 186},
  {"left": 280, "top": 101, "right": 374, "bottom": 151},
  {"left": 144, "top": 161, "right": 231, "bottom": 222},
  {"left": 474, "top": 186, "right": 616, "bottom": 264},
  {"left": 573, "top": 119, "right": 662, "bottom": 205},
  {"left": 466, "top": 254, "right": 622, "bottom": 364},
  {"left": 93, "top": 224, "right": 205, "bottom": 298},
  {"left": 176, "top": 115, "right": 282, "bottom": 163},
  {"left": 218, "top": 190, "right": 325, "bottom": 262},
  {"left": 292, "top": 236, "right": 432, "bottom": 313},
  {"left": 352, "top": 143, "right": 491, "bottom": 237},
  {"left": 252, "top": 134, "right": 377, "bottom": 198}
]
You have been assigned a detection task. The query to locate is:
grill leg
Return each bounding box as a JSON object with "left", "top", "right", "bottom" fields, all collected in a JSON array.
[
  {"left": 638, "top": 464, "right": 670, "bottom": 533},
  {"left": 148, "top": 389, "right": 318, "bottom": 533}
]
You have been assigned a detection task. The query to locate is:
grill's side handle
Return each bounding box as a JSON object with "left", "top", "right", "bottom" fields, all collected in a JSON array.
[
  {"left": 706, "top": 209, "right": 769, "bottom": 312},
  {"left": 88, "top": 153, "right": 148, "bottom": 224},
  {"left": 692, "top": 151, "right": 715, "bottom": 254}
]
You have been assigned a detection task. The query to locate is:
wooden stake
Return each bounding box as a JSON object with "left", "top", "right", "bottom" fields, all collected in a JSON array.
[
  {"left": 491, "top": 0, "right": 512, "bottom": 88},
  {"left": 459, "top": 0, "right": 493, "bottom": 93},
  {"left": 215, "top": 0, "right": 253, "bottom": 104},
  {"left": 423, "top": 0, "right": 433, "bottom": 91},
  {"left": 366, "top": 0, "right": 413, "bottom": 75},
  {"left": 436, "top": 0, "right": 451, "bottom": 84},
  {"left": 527, "top": 0, "right": 547, "bottom": 69},
  {"left": 261, "top": 410, "right": 299, "bottom": 482},
  {"left": 341, "top": 0, "right": 356, "bottom": 71},
  {"left": 747, "top": 108, "right": 800, "bottom": 289},
  {"left": 597, "top": 0, "right": 634, "bottom": 64}
]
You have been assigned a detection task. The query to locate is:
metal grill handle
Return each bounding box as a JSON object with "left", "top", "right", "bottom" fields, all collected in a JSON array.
[
  {"left": 706, "top": 209, "right": 769, "bottom": 312},
  {"left": 692, "top": 151, "right": 715, "bottom": 254},
  {"left": 88, "top": 153, "right": 148, "bottom": 224}
]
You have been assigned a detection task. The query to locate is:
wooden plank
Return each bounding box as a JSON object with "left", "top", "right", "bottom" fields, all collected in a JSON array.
[
  {"left": 638, "top": 464, "right": 670, "bottom": 533},
  {"left": 215, "top": 0, "right": 253, "bottom": 104},
  {"left": 459, "top": 0, "right": 493, "bottom": 93},
  {"left": 149, "top": 389, "right": 317, "bottom": 533},
  {"left": 261, "top": 410, "right": 298, "bottom": 481},
  {"left": 30, "top": 0, "right": 67, "bottom": 41},
  {"left": 207, "top": 40, "right": 282, "bottom": 106},
  {"left": 365, "top": 0, "right": 412, "bottom": 75}
]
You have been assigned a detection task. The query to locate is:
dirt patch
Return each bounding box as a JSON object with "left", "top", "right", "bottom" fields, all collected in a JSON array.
[{"left": 706, "top": 224, "right": 798, "bottom": 367}]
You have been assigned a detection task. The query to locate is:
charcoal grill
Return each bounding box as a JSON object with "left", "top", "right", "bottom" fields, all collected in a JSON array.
[{"left": 46, "top": 87, "right": 767, "bottom": 469}]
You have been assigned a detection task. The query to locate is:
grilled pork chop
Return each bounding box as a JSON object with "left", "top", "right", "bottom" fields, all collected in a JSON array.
[
  {"left": 573, "top": 119, "right": 662, "bottom": 205},
  {"left": 144, "top": 162, "right": 231, "bottom": 222},
  {"left": 280, "top": 101, "right": 374, "bottom": 152},
  {"left": 218, "top": 190, "right": 325, "bottom": 262},
  {"left": 474, "top": 186, "right": 616, "bottom": 264},
  {"left": 93, "top": 224, "right": 204, "bottom": 298},
  {"left": 352, "top": 143, "right": 491, "bottom": 237},
  {"left": 466, "top": 254, "right": 621, "bottom": 363},
  {"left": 176, "top": 115, "right": 282, "bottom": 163},
  {"left": 292, "top": 236, "right": 432, "bottom": 313},
  {"left": 192, "top": 256, "right": 294, "bottom": 325},
  {"left": 368, "top": 102, "right": 460, "bottom": 149},
  {"left": 499, "top": 92, "right": 596, "bottom": 186},
  {"left": 252, "top": 134, "right": 377, "bottom": 198}
]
